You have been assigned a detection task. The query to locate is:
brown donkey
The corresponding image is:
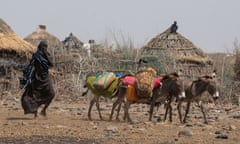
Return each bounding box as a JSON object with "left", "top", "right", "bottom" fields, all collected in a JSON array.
[
  {"left": 152, "top": 72, "right": 185, "bottom": 122},
  {"left": 109, "top": 72, "right": 185, "bottom": 122},
  {"left": 177, "top": 71, "right": 219, "bottom": 124}
]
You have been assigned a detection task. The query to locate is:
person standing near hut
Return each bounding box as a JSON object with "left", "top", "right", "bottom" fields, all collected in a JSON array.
[
  {"left": 21, "top": 40, "right": 55, "bottom": 117},
  {"left": 83, "top": 40, "right": 93, "bottom": 58}
]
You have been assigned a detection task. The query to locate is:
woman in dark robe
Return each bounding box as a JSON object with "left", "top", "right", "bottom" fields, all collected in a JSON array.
[{"left": 21, "top": 40, "right": 55, "bottom": 117}]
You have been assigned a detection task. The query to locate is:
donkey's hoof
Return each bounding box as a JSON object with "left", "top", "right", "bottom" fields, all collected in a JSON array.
[
  {"left": 157, "top": 117, "right": 162, "bottom": 122},
  {"left": 40, "top": 111, "right": 46, "bottom": 117},
  {"left": 34, "top": 113, "right": 38, "bottom": 118},
  {"left": 204, "top": 121, "right": 208, "bottom": 124},
  {"left": 129, "top": 121, "right": 134, "bottom": 124}
]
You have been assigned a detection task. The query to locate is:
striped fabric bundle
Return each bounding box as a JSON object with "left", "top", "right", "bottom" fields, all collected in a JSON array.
[
  {"left": 86, "top": 75, "right": 118, "bottom": 97},
  {"left": 93, "top": 72, "right": 116, "bottom": 90}
]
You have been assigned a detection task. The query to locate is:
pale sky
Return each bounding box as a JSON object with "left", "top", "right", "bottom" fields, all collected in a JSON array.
[{"left": 1, "top": 0, "right": 239, "bottom": 53}]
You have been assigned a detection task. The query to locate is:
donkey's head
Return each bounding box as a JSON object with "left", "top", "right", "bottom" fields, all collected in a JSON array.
[{"left": 199, "top": 70, "right": 219, "bottom": 100}]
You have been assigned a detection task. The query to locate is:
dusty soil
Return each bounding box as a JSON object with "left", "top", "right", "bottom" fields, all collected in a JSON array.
[{"left": 0, "top": 96, "right": 240, "bottom": 144}]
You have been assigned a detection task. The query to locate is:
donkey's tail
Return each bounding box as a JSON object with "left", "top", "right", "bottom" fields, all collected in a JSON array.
[
  {"left": 109, "top": 88, "right": 119, "bottom": 99},
  {"left": 82, "top": 88, "right": 89, "bottom": 96}
]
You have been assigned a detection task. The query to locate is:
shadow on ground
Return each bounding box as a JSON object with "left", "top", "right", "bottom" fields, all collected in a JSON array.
[
  {"left": 0, "top": 135, "right": 102, "bottom": 144},
  {"left": 6, "top": 117, "right": 34, "bottom": 121}
]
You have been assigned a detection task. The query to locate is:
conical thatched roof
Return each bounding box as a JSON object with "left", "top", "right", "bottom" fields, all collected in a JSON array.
[
  {"left": 62, "top": 33, "right": 83, "bottom": 49},
  {"left": 0, "top": 18, "right": 35, "bottom": 57},
  {"left": 142, "top": 28, "right": 212, "bottom": 65},
  {"left": 145, "top": 28, "right": 197, "bottom": 49},
  {"left": 24, "top": 25, "right": 63, "bottom": 52}
]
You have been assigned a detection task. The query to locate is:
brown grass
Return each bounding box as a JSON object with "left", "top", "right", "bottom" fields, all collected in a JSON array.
[{"left": 0, "top": 18, "right": 35, "bottom": 57}]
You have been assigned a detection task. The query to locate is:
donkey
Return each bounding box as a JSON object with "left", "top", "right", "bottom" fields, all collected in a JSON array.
[
  {"left": 177, "top": 71, "right": 219, "bottom": 124},
  {"left": 82, "top": 72, "right": 120, "bottom": 120},
  {"left": 151, "top": 72, "right": 185, "bottom": 122},
  {"left": 109, "top": 82, "right": 161, "bottom": 122},
  {"left": 109, "top": 72, "right": 185, "bottom": 123}
]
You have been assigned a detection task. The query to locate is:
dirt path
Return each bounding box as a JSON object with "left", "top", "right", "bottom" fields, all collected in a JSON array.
[{"left": 0, "top": 99, "right": 240, "bottom": 144}]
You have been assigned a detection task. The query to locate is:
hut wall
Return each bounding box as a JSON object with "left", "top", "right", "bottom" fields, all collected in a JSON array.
[
  {"left": 175, "top": 63, "right": 213, "bottom": 79},
  {"left": 140, "top": 48, "right": 214, "bottom": 78}
]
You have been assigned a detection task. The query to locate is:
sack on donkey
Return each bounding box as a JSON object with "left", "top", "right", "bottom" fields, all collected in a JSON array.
[
  {"left": 135, "top": 67, "right": 157, "bottom": 98},
  {"left": 93, "top": 72, "right": 116, "bottom": 90},
  {"left": 86, "top": 75, "right": 118, "bottom": 97}
]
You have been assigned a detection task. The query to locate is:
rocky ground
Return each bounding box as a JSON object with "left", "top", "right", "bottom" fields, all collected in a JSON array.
[{"left": 0, "top": 95, "right": 240, "bottom": 144}]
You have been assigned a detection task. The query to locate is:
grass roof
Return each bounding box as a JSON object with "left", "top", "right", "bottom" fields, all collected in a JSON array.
[{"left": 0, "top": 18, "right": 35, "bottom": 57}]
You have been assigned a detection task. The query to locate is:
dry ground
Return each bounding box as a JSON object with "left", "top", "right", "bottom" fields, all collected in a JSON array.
[{"left": 0, "top": 96, "right": 240, "bottom": 144}]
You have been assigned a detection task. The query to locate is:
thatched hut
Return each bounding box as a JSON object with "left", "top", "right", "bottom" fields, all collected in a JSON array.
[
  {"left": 0, "top": 18, "right": 35, "bottom": 76},
  {"left": 62, "top": 33, "right": 83, "bottom": 51},
  {"left": 141, "top": 27, "right": 213, "bottom": 78},
  {"left": 24, "top": 25, "right": 63, "bottom": 54}
]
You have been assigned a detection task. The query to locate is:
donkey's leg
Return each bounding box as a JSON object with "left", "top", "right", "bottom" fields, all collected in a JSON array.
[
  {"left": 124, "top": 101, "right": 132, "bottom": 122},
  {"left": 34, "top": 111, "right": 38, "bottom": 118},
  {"left": 168, "top": 102, "right": 173, "bottom": 122},
  {"left": 183, "top": 102, "right": 191, "bottom": 123},
  {"left": 123, "top": 102, "right": 128, "bottom": 121},
  {"left": 164, "top": 98, "right": 172, "bottom": 122},
  {"left": 109, "top": 101, "right": 117, "bottom": 121},
  {"left": 116, "top": 93, "right": 126, "bottom": 121},
  {"left": 88, "top": 95, "right": 97, "bottom": 120},
  {"left": 164, "top": 102, "right": 169, "bottom": 122},
  {"left": 109, "top": 96, "right": 122, "bottom": 121},
  {"left": 95, "top": 96, "right": 103, "bottom": 120},
  {"left": 149, "top": 104, "right": 154, "bottom": 121},
  {"left": 177, "top": 100, "right": 183, "bottom": 123},
  {"left": 123, "top": 102, "right": 129, "bottom": 121},
  {"left": 110, "top": 84, "right": 126, "bottom": 121},
  {"left": 155, "top": 103, "right": 163, "bottom": 122},
  {"left": 116, "top": 101, "right": 122, "bottom": 121},
  {"left": 199, "top": 103, "right": 208, "bottom": 124},
  {"left": 149, "top": 98, "right": 156, "bottom": 121}
]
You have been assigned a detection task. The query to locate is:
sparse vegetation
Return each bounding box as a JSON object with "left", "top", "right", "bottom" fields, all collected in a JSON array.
[
  {"left": 0, "top": 18, "right": 239, "bottom": 105},
  {"left": 234, "top": 39, "right": 240, "bottom": 80}
]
